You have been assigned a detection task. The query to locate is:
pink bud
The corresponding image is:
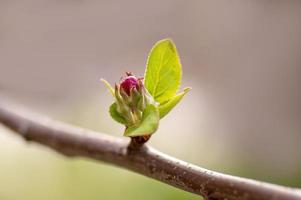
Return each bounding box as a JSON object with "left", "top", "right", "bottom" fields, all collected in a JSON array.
[{"left": 120, "top": 74, "right": 139, "bottom": 96}]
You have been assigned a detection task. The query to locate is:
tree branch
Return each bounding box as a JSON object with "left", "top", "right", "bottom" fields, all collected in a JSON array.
[{"left": 0, "top": 100, "right": 300, "bottom": 200}]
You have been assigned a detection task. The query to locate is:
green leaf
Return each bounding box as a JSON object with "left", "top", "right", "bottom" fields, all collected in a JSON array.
[
  {"left": 101, "top": 78, "right": 115, "bottom": 97},
  {"left": 158, "top": 87, "right": 191, "bottom": 119},
  {"left": 124, "top": 104, "right": 159, "bottom": 137},
  {"left": 144, "top": 39, "right": 182, "bottom": 104},
  {"left": 109, "top": 103, "right": 126, "bottom": 124}
]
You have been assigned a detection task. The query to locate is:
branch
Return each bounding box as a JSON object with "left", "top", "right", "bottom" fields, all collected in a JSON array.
[{"left": 0, "top": 100, "right": 300, "bottom": 200}]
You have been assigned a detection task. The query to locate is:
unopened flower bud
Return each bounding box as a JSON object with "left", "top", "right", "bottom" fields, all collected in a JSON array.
[
  {"left": 113, "top": 72, "right": 149, "bottom": 126},
  {"left": 120, "top": 74, "right": 139, "bottom": 96}
]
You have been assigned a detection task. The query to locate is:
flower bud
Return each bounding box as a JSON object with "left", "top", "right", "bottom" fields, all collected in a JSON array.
[
  {"left": 114, "top": 72, "right": 148, "bottom": 126},
  {"left": 102, "top": 71, "right": 159, "bottom": 139},
  {"left": 120, "top": 74, "right": 139, "bottom": 96}
]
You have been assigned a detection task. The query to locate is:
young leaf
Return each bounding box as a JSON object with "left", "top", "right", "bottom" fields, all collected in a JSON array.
[
  {"left": 124, "top": 104, "right": 159, "bottom": 137},
  {"left": 101, "top": 78, "right": 115, "bottom": 97},
  {"left": 144, "top": 39, "right": 182, "bottom": 104},
  {"left": 109, "top": 103, "right": 126, "bottom": 124},
  {"left": 158, "top": 87, "right": 191, "bottom": 119}
]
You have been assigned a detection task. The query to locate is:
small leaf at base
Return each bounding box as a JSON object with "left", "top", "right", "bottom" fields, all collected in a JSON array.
[
  {"left": 109, "top": 103, "right": 126, "bottom": 124},
  {"left": 124, "top": 104, "right": 159, "bottom": 137}
]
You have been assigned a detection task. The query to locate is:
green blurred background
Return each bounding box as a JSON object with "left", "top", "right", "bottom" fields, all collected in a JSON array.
[{"left": 1, "top": 0, "right": 301, "bottom": 199}]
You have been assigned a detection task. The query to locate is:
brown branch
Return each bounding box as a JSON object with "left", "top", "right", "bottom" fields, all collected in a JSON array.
[{"left": 0, "top": 100, "right": 300, "bottom": 200}]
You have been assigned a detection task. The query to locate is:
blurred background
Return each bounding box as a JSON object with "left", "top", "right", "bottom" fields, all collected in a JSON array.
[{"left": 0, "top": 0, "right": 301, "bottom": 199}]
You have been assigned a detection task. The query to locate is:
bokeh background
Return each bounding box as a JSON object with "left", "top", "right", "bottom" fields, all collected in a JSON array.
[{"left": 1, "top": 0, "right": 301, "bottom": 199}]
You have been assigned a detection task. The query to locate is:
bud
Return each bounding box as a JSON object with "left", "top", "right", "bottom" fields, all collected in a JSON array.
[
  {"left": 120, "top": 73, "right": 139, "bottom": 96},
  {"left": 114, "top": 72, "right": 149, "bottom": 127},
  {"left": 102, "top": 72, "right": 159, "bottom": 141}
]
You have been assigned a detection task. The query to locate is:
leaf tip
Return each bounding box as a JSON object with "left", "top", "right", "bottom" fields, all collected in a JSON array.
[
  {"left": 157, "top": 38, "right": 176, "bottom": 47},
  {"left": 183, "top": 87, "right": 191, "bottom": 93},
  {"left": 100, "top": 78, "right": 115, "bottom": 96}
]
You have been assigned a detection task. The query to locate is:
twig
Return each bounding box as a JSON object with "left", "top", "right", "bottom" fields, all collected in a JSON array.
[{"left": 0, "top": 100, "right": 300, "bottom": 200}]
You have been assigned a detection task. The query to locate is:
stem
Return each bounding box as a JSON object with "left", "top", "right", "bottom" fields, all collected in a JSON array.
[
  {"left": 129, "top": 135, "right": 151, "bottom": 149},
  {"left": 0, "top": 99, "right": 300, "bottom": 200}
]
